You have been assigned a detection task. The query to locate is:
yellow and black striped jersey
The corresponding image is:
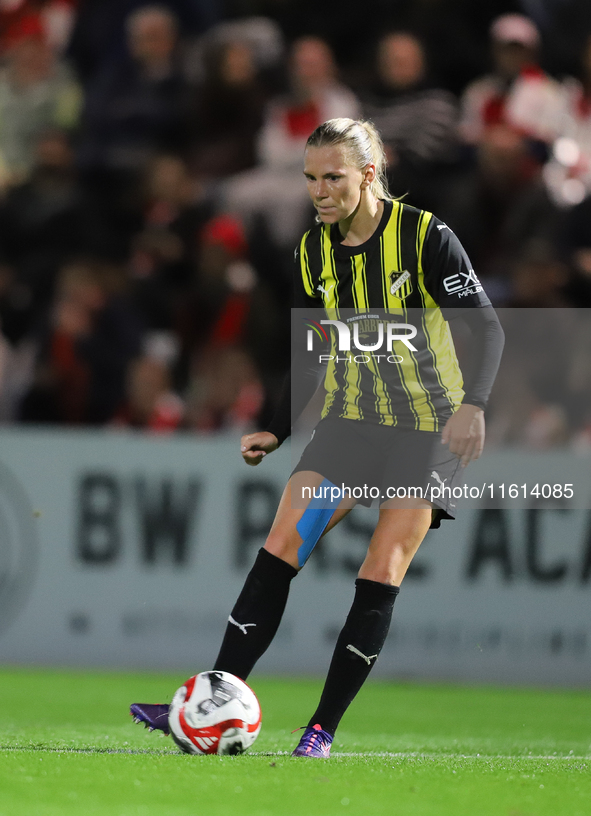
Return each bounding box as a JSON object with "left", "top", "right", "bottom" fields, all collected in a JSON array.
[{"left": 293, "top": 199, "right": 491, "bottom": 431}]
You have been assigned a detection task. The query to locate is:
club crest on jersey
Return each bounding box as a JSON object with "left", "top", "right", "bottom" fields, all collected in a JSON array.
[{"left": 389, "top": 270, "right": 412, "bottom": 300}]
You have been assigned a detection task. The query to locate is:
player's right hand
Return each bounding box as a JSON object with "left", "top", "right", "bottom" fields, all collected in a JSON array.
[
  {"left": 441, "top": 403, "right": 485, "bottom": 467},
  {"left": 240, "top": 432, "right": 279, "bottom": 466}
]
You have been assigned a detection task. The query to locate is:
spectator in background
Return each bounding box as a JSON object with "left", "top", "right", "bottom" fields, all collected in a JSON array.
[
  {"left": 544, "top": 21, "right": 591, "bottom": 303},
  {"left": 381, "top": 0, "right": 521, "bottom": 96},
  {"left": 485, "top": 283, "right": 575, "bottom": 449},
  {"left": 78, "top": 5, "right": 188, "bottom": 182},
  {"left": 192, "top": 212, "right": 289, "bottom": 426},
  {"left": 460, "top": 13, "right": 563, "bottom": 149},
  {"left": 0, "top": 1, "right": 77, "bottom": 54},
  {"left": 224, "top": 36, "right": 360, "bottom": 258},
  {"left": 362, "top": 31, "right": 459, "bottom": 211},
  {"left": 113, "top": 354, "right": 184, "bottom": 432},
  {"left": 187, "top": 38, "right": 266, "bottom": 179},
  {"left": 185, "top": 343, "right": 263, "bottom": 433},
  {"left": 509, "top": 240, "right": 572, "bottom": 308},
  {"left": 257, "top": 35, "right": 360, "bottom": 172},
  {"left": 545, "top": 0, "right": 591, "bottom": 79},
  {"left": 36, "top": 0, "right": 77, "bottom": 54},
  {"left": 68, "top": 0, "right": 218, "bottom": 86},
  {"left": 19, "top": 260, "right": 143, "bottom": 423},
  {"left": 183, "top": 14, "right": 284, "bottom": 90},
  {"left": 128, "top": 153, "right": 212, "bottom": 334},
  {"left": 0, "top": 130, "right": 106, "bottom": 345},
  {"left": 561, "top": 191, "right": 591, "bottom": 308},
  {"left": 184, "top": 213, "right": 256, "bottom": 353},
  {"left": 440, "top": 123, "right": 559, "bottom": 303},
  {"left": 0, "top": 258, "right": 37, "bottom": 421},
  {"left": 543, "top": 33, "right": 591, "bottom": 208},
  {"left": 0, "top": 12, "right": 81, "bottom": 185},
  {"left": 183, "top": 213, "right": 263, "bottom": 433}
]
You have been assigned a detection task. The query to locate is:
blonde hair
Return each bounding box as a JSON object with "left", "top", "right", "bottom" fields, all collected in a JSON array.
[{"left": 306, "top": 118, "right": 391, "bottom": 201}]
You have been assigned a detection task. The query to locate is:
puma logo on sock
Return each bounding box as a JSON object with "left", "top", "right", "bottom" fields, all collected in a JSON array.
[
  {"left": 346, "top": 644, "right": 378, "bottom": 665},
  {"left": 229, "top": 615, "right": 257, "bottom": 635}
]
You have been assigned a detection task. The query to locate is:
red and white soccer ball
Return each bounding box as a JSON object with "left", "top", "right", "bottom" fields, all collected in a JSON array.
[{"left": 168, "top": 671, "right": 262, "bottom": 755}]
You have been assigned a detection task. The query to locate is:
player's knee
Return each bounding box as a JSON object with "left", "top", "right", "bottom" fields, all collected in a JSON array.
[
  {"left": 359, "top": 541, "right": 417, "bottom": 585},
  {"left": 395, "top": 536, "right": 423, "bottom": 559}
]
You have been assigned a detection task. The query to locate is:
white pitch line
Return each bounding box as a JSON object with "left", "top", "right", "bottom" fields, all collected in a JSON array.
[
  {"left": 330, "top": 752, "right": 591, "bottom": 761},
  {"left": 249, "top": 750, "right": 591, "bottom": 761},
  {"left": 3, "top": 747, "right": 589, "bottom": 761}
]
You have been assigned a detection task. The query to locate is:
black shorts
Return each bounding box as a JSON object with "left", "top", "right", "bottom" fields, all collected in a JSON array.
[{"left": 292, "top": 417, "right": 463, "bottom": 528}]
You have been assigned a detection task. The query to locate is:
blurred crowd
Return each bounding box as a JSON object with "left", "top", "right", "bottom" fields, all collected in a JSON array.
[{"left": 0, "top": 0, "right": 590, "bottom": 447}]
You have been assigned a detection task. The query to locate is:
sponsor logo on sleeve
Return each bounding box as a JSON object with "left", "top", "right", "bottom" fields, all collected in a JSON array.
[{"left": 442, "top": 268, "right": 483, "bottom": 298}]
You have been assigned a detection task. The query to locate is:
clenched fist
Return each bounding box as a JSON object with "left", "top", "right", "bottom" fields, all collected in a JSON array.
[{"left": 240, "top": 432, "right": 279, "bottom": 466}]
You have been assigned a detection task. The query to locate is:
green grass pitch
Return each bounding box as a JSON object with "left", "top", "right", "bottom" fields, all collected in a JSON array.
[{"left": 0, "top": 668, "right": 590, "bottom": 816}]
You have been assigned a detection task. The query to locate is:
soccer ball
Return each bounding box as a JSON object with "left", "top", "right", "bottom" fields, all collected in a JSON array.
[{"left": 168, "top": 671, "right": 262, "bottom": 755}]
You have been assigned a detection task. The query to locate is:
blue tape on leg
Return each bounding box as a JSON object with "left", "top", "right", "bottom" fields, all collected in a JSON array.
[{"left": 296, "top": 478, "right": 342, "bottom": 567}]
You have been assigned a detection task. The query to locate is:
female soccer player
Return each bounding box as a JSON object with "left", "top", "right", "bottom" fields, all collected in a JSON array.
[{"left": 131, "top": 118, "right": 504, "bottom": 757}]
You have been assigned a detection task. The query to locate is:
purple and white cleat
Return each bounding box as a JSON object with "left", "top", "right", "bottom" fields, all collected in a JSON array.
[
  {"left": 130, "top": 703, "right": 170, "bottom": 735},
  {"left": 291, "top": 723, "right": 333, "bottom": 758}
]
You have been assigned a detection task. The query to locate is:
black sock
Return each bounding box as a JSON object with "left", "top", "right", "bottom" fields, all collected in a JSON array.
[
  {"left": 308, "top": 578, "right": 399, "bottom": 737},
  {"left": 213, "top": 548, "right": 298, "bottom": 680}
]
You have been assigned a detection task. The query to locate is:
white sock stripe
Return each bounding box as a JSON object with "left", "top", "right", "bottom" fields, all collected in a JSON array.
[{"left": 346, "top": 644, "right": 378, "bottom": 665}]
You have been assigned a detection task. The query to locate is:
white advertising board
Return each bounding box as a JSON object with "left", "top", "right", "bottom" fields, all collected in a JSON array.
[{"left": 0, "top": 428, "right": 589, "bottom": 686}]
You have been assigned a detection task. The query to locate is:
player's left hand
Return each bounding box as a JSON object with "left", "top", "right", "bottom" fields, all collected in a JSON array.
[{"left": 441, "top": 404, "right": 485, "bottom": 468}]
